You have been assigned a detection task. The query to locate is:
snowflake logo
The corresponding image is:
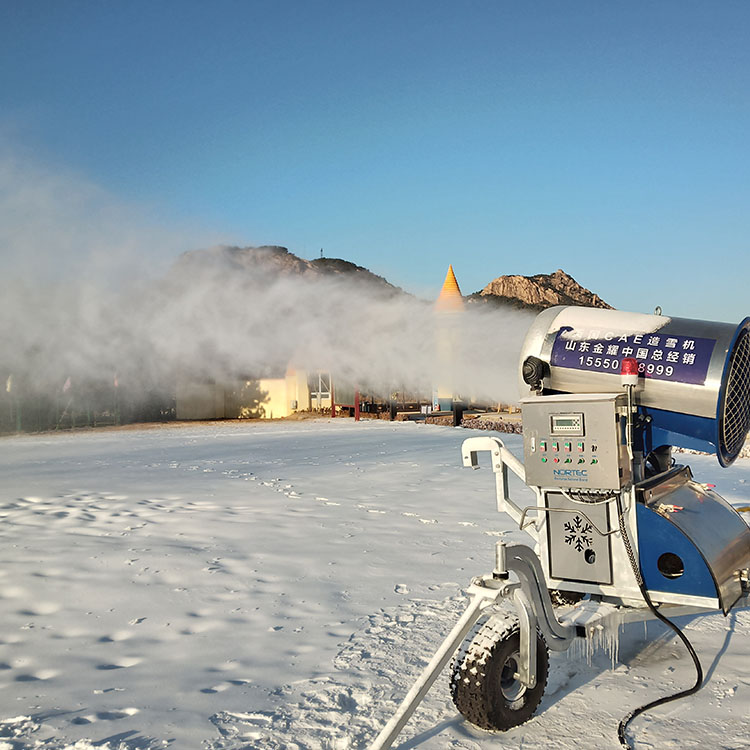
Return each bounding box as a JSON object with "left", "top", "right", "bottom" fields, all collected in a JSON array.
[{"left": 564, "top": 515, "right": 593, "bottom": 552}]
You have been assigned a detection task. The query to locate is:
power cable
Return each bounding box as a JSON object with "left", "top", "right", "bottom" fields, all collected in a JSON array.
[{"left": 615, "top": 493, "right": 703, "bottom": 749}]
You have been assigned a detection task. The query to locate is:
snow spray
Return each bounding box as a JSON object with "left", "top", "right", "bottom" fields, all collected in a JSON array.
[{"left": 0, "top": 155, "right": 534, "bottom": 406}]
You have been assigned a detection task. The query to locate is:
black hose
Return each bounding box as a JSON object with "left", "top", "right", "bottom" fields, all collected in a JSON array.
[{"left": 615, "top": 494, "right": 704, "bottom": 749}]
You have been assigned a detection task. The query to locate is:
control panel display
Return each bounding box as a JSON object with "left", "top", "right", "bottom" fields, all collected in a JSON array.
[
  {"left": 521, "top": 395, "right": 629, "bottom": 490},
  {"left": 549, "top": 413, "right": 584, "bottom": 436}
]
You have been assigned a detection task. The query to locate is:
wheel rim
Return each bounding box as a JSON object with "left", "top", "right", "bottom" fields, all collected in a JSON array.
[{"left": 499, "top": 652, "right": 526, "bottom": 702}]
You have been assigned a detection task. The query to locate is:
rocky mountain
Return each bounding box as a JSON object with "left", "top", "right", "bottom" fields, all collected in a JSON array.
[
  {"left": 469, "top": 269, "right": 611, "bottom": 311},
  {"left": 171, "top": 245, "right": 402, "bottom": 294},
  {"left": 171, "top": 245, "right": 608, "bottom": 311}
]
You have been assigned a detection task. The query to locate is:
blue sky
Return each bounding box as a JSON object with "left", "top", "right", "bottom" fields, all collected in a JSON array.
[{"left": 2, "top": 1, "right": 749, "bottom": 320}]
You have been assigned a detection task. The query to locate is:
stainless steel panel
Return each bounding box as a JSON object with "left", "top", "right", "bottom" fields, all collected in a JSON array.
[
  {"left": 637, "top": 468, "right": 750, "bottom": 613},
  {"left": 545, "top": 491, "right": 612, "bottom": 585},
  {"left": 522, "top": 394, "right": 629, "bottom": 490}
]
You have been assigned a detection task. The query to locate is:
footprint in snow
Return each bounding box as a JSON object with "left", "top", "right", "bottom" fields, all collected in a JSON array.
[
  {"left": 96, "top": 656, "right": 142, "bottom": 670},
  {"left": 72, "top": 708, "right": 139, "bottom": 724},
  {"left": 201, "top": 682, "right": 231, "bottom": 694},
  {"left": 17, "top": 602, "right": 60, "bottom": 616},
  {"left": 15, "top": 669, "right": 59, "bottom": 682},
  {"left": 98, "top": 630, "right": 132, "bottom": 643}
]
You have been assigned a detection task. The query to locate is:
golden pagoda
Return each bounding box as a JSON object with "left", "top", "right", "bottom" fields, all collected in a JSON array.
[
  {"left": 435, "top": 264, "right": 464, "bottom": 312},
  {"left": 432, "top": 264, "right": 464, "bottom": 413}
]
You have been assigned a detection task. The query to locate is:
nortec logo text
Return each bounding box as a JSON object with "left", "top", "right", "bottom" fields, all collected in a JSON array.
[{"left": 553, "top": 469, "right": 589, "bottom": 479}]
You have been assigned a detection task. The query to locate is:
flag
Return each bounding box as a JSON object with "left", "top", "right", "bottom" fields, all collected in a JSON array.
[
  {"left": 114, "top": 373, "right": 119, "bottom": 388},
  {"left": 63, "top": 377, "right": 72, "bottom": 393},
  {"left": 5, "top": 375, "right": 11, "bottom": 393}
]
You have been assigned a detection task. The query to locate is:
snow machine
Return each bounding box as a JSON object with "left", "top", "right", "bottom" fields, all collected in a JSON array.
[{"left": 370, "top": 306, "right": 750, "bottom": 750}]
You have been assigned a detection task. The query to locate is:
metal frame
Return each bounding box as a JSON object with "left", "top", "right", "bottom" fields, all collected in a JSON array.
[
  {"left": 461, "top": 436, "right": 530, "bottom": 527},
  {"left": 368, "top": 431, "right": 750, "bottom": 750},
  {"left": 463, "top": 434, "right": 648, "bottom": 604},
  {"left": 309, "top": 371, "right": 332, "bottom": 410}
]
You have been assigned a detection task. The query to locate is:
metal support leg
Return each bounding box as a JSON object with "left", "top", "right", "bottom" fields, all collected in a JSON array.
[
  {"left": 368, "top": 581, "right": 511, "bottom": 750},
  {"left": 513, "top": 587, "right": 537, "bottom": 689}
]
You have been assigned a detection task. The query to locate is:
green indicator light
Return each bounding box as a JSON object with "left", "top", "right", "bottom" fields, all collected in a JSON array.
[
  {"left": 541, "top": 457, "right": 547, "bottom": 463},
  {"left": 591, "top": 458, "right": 598, "bottom": 464}
]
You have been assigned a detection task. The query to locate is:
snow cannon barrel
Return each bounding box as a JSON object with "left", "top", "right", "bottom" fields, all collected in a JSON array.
[{"left": 519, "top": 306, "right": 750, "bottom": 466}]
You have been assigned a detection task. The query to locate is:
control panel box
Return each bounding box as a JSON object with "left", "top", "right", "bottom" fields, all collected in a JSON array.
[{"left": 521, "top": 393, "right": 630, "bottom": 490}]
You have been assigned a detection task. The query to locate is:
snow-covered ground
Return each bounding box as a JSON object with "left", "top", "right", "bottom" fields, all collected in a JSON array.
[{"left": 0, "top": 419, "right": 749, "bottom": 750}]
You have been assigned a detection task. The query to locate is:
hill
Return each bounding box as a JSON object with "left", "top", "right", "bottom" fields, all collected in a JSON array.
[
  {"left": 170, "top": 245, "right": 403, "bottom": 294},
  {"left": 468, "top": 268, "right": 611, "bottom": 311},
  {"left": 170, "top": 246, "right": 608, "bottom": 311}
]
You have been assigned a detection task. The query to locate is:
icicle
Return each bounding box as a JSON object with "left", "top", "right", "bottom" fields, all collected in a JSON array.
[{"left": 565, "top": 620, "right": 621, "bottom": 669}]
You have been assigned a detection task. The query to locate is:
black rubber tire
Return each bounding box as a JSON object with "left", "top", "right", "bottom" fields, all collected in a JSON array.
[{"left": 450, "top": 614, "right": 549, "bottom": 731}]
